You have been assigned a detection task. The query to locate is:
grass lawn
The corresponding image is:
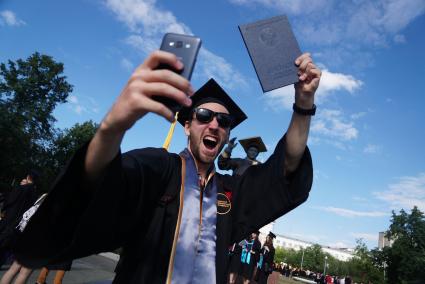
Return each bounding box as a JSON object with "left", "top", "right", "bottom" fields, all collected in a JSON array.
[{"left": 279, "top": 277, "right": 302, "bottom": 284}]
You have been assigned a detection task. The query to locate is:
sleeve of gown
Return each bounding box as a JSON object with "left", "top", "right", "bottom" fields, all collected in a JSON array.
[
  {"left": 14, "top": 143, "right": 168, "bottom": 268},
  {"left": 230, "top": 135, "right": 313, "bottom": 243}
]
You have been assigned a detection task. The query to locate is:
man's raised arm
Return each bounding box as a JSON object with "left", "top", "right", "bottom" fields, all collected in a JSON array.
[
  {"left": 84, "top": 51, "right": 193, "bottom": 182},
  {"left": 284, "top": 52, "right": 321, "bottom": 175}
]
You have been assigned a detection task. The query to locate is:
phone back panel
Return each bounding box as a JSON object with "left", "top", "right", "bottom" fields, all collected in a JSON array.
[{"left": 159, "top": 33, "right": 202, "bottom": 80}]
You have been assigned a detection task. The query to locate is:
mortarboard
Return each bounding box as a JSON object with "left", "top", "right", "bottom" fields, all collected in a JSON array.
[
  {"left": 177, "top": 78, "right": 247, "bottom": 130},
  {"left": 268, "top": 232, "right": 276, "bottom": 239},
  {"left": 239, "top": 136, "right": 267, "bottom": 153}
]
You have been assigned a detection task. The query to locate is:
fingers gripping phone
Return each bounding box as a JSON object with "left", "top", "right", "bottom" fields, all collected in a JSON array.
[{"left": 154, "top": 33, "right": 202, "bottom": 113}]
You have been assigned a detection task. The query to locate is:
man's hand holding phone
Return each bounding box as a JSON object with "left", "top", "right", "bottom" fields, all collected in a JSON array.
[
  {"left": 86, "top": 35, "right": 200, "bottom": 182},
  {"left": 101, "top": 50, "right": 193, "bottom": 136}
]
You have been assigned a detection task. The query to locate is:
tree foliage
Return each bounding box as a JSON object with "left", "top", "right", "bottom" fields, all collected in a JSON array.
[
  {"left": 385, "top": 206, "right": 425, "bottom": 284},
  {"left": 0, "top": 52, "right": 73, "bottom": 190},
  {"left": 1, "top": 53, "right": 98, "bottom": 194}
]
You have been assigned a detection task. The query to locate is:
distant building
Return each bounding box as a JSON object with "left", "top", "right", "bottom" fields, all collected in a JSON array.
[
  {"left": 378, "top": 231, "right": 393, "bottom": 249},
  {"left": 258, "top": 223, "right": 354, "bottom": 262}
]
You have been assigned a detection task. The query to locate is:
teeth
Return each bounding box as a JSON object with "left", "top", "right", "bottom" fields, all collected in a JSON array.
[{"left": 204, "top": 136, "right": 217, "bottom": 143}]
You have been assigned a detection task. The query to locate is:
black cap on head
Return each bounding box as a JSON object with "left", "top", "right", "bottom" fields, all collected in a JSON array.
[
  {"left": 268, "top": 232, "right": 276, "bottom": 239},
  {"left": 177, "top": 78, "right": 247, "bottom": 129},
  {"left": 239, "top": 136, "right": 267, "bottom": 153}
]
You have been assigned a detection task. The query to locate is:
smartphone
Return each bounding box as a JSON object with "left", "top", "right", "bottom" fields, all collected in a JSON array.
[{"left": 154, "top": 33, "right": 202, "bottom": 113}]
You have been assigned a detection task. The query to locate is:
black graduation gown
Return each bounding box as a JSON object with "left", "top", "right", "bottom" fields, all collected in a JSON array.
[
  {"left": 0, "top": 183, "right": 37, "bottom": 249},
  {"left": 14, "top": 135, "right": 313, "bottom": 284},
  {"left": 256, "top": 245, "right": 275, "bottom": 284}
]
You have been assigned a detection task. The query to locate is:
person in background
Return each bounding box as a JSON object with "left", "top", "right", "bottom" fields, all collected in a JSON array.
[
  {"left": 0, "top": 171, "right": 39, "bottom": 268},
  {"left": 35, "top": 260, "right": 73, "bottom": 284},
  {"left": 256, "top": 232, "right": 276, "bottom": 284},
  {"left": 240, "top": 231, "right": 261, "bottom": 284}
]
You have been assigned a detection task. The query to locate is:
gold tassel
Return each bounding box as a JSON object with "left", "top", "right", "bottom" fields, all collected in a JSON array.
[{"left": 162, "top": 112, "right": 179, "bottom": 151}]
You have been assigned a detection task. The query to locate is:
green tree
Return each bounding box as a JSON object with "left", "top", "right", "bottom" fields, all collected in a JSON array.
[
  {"left": 0, "top": 52, "right": 73, "bottom": 190},
  {"left": 302, "top": 244, "right": 327, "bottom": 272},
  {"left": 39, "top": 120, "right": 98, "bottom": 192},
  {"left": 346, "top": 239, "right": 384, "bottom": 283},
  {"left": 51, "top": 120, "right": 98, "bottom": 169},
  {"left": 386, "top": 207, "right": 425, "bottom": 284}
]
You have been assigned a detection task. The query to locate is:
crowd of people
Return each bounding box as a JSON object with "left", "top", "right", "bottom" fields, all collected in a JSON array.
[{"left": 273, "top": 263, "right": 353, "bottom": 284}]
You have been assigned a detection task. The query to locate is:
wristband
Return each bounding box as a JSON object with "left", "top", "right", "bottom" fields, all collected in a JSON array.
[{"left": 293, "top": 103, "right": 316, "bottom": 116}]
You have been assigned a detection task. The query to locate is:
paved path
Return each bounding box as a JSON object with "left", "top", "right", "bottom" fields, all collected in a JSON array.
[{"left": 0, "top": 254, "right": 117, "bottom": 284}]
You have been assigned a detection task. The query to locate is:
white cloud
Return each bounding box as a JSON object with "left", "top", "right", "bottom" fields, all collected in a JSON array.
[
  {"left": 264, "top": 68, "right": 362, "bottom": 112},
  {"left": 68, "top": 95, "right": 78, "bottom": 104},
  {"left": 380, "top": 0, "right": 425, "bottom": 33},
  {"left": 0, "top": 10, "right": 26, "bottom": 27},
  {"left": 393, "top": 34, "right": 406, "bottom": 44},
  {"left": 351, "top": 112, "right": 367, "bottom": 120},
  {"left": 311, "top": 109, "right": 359, "bottom": 141},
  {"left": 374, "top": 173, "right": 425, "bottom": 211},
  {"left": 104, "top": 0, "right": 248, "bottom": 91},
  {"left": 319, "top": 69, "right": 363, "bottom": 95},
  {"left": 350, "top": 232, "right": 379, "bottom": 243},
  {"left": 230, "top": 0, "right": 329, "bottom": 16},
  {"left": 316, "top": 206, "right": 387, "bottom": 218},
  {"left": 364, "top": 144, "right": 381, "bottom": 154},
  {"left": 120, "top": 58, "right": 134, "bottom": 72},
  {"left": 67, "top": 95, "right": 100, "bottom": 115}
]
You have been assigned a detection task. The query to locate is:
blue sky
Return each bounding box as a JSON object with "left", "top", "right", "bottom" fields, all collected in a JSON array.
[{"left": 1, "top": 0, "right": 425, "bottom": 250}]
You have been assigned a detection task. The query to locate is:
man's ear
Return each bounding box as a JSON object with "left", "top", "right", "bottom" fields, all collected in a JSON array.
[{"left": 184, "top": 121, "right": 191, "bottom": 136}]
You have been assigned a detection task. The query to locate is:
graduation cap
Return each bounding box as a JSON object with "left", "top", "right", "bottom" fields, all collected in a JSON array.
[
  {"left": 239, "top": 136, "right": 267, "bottom": 153},
  {"left": 268, "top": 232, "right": 276, "bottom": 239},
  {"left": 177, "top": 78, "right": 247, "bottom": 129}
]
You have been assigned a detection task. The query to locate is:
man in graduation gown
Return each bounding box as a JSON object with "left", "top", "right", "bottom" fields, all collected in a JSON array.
[
  {"left": 218, "top": 136, "right": 267, "bottom": 176},
  {"left": 14, "top": 50, "right": 321, "bottom": 284}
]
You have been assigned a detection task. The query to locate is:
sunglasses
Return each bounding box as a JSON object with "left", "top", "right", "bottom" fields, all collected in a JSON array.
[{"left": 192, "top": 108, "right": 233, "bottom": 128}]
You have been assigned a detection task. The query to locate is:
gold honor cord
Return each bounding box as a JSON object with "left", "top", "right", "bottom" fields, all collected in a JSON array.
[{"left": 162, "top": 112, "right": 179, "bottom": 151}]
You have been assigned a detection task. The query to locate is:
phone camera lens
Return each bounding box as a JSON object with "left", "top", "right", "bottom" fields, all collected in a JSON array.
[{"left": 176, "top": 41, "right": 183, "bottom": 48}]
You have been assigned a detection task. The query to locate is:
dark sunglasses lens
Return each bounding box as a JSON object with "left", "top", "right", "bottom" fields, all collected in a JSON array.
[
  {"left": 195, "top": 108, "right": 213, "bottom": 123},
  {"left": 217, "top": 114, "right": 232, "bottom": 128}
]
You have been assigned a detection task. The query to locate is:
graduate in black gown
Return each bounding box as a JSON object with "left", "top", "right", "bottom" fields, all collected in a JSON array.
[
  {"left": 0, "top": 171, "right": 38, "bottom": 267},
  {"left": 240, "top": 231, "right": 261, "bottom": 284},
  {"left": 256, "top": 232, "right": 276, "bottom": 284},
  {"left": 14, "top": 50, "right": 321, "bottom": 284}
]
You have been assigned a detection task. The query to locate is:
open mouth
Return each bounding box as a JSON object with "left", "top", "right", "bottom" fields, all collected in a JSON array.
[{"left": 203, "top": 136, "right": 218, "bottom": 150}]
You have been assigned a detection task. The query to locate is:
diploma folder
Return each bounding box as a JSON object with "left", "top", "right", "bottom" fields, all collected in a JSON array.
[{"left": 239, "top": 15, "right": 301, "bottom": 92}]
